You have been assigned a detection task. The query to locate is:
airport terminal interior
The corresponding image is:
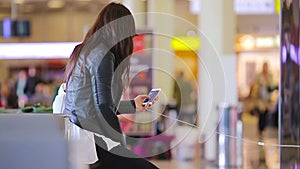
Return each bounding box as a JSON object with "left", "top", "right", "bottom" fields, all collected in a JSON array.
[{"left": 0, "top": 0, "right": 299, "bottom": 169}]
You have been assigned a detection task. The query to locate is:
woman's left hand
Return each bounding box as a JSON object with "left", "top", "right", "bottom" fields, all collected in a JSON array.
[{"left": 134, "top": 95, "right": 151, "bottom": 112}]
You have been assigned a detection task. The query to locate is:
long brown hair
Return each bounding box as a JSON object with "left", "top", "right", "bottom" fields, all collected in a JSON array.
[{"left": 65, "top": 2, "right": 136, "bottom": 87}]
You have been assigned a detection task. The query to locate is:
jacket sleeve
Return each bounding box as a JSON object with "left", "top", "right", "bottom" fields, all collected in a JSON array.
[
  {"left": 117, "top": 100, "right": 136, "bottom": 114},
  {"left": 91, "top": 54, "right": 125, "bottom": 144}
]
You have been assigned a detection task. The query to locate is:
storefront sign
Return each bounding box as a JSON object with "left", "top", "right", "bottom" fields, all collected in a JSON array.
[
  {"left": 234, "top": 0, "right": 275, "bottom": 14},
  {"left": 190, "top": 0, "right": 278, "bottom": 15},
  {"left": 236, "top": 34, "right": 279, "bottom": 51},
  {"left": 133, "top": 34, "right": 145, "bottom": 53},
  {"left": 171, "top": 37, "right": 200, "bottom": 51}
]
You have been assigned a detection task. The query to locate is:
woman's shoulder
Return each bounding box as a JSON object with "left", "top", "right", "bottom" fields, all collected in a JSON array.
[{"left": 85, "top": 44, "right": 115, "bottom": 67}]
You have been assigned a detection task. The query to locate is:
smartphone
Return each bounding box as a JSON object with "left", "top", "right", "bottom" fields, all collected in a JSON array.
[{"left": 142, "top": 88, "right": 161, "bottom": 106}]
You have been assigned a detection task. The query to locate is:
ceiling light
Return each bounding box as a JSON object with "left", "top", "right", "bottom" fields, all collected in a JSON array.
[
  {"left": 47, "top": 0, "right": 66, "bottom": 9},
  {"left": 0, "top": 42, "right": 79, "bottom": 59},
  {"left": 14, "top": 0, "right": 24, "bottom": 5}
]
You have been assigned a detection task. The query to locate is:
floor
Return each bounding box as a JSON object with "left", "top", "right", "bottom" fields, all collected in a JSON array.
[{"left": 150, "top": 112, "right": 280, "bottom": 169}]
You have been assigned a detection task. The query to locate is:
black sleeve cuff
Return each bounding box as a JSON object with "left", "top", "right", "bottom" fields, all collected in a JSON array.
[{"left": 117, "top": 100, "right": 136, "bottom": 114}]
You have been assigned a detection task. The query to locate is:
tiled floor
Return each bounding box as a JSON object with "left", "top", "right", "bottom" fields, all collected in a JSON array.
[{"left": 150, "top": 112, "right": 280, "bottom": 169}]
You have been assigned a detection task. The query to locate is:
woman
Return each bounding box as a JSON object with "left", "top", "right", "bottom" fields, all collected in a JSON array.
[
  {"left": 249, "top": 62, "right": 274, "bottom": 135},
  {"left": 63, "top": 2, "right": 159, "bottom": 169}
]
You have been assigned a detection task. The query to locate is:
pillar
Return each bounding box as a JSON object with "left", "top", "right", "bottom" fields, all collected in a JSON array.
[
  {"left": 198, "top": 0, "right": 237, "bottom": 161},
  {"left": 147, "top": 0, "right": 175, "bottom": 100},
  {"left": 122, "top": 0, "right": 147, "bottom": 29}
]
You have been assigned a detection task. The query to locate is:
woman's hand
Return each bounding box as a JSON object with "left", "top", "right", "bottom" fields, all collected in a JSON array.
[
  {"left": 134, "top": 95, "right": 160, "bottom": 112},
  {"left": 134, "top": 95, "right": 149, "bottom": 112},
  {"left": 134, "top": 95, "right": 153, "bottom": 111}
]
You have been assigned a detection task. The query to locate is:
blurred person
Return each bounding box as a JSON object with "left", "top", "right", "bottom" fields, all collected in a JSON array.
[
  {"left": 24, "top": 66, "right": 43, "bottom": 99},
  {"left": 249, "top": 62, "right": 275, "bottom": 135},
  {"left": 15, "top": 70, "right": 28, "bottom": 108},
  {"left": 173, "top": 71, "right": 197, "bottom": 125},
  {"left": 0, "top": 83, "right": 3, "bottom": 108},
  {"left": 28, "top": 82, "right": 53, "bottom": 107},
  {"left": 2, "top": 76, "right": 18, "bottom": 108},
  {"left": 51, "top": 76, "right": 65, "bottom": 104},
  {"left": 63, "top": 2, "right": 159, "bottom": 169}
]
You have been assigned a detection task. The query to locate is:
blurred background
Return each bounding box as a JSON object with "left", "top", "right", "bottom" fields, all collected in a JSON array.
[
  {"left": 0, "top": 0, "right": 296, "bottom": 169},
  {"left": 0, "top": 0, "right": 280, "bottom": 113}
]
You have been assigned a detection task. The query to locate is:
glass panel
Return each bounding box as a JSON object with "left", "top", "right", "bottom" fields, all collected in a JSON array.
[{"left": 280, "top": 0, "right": 300, "bottom": 168}]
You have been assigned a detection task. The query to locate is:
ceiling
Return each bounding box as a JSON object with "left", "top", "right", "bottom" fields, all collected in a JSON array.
[
  {"left": 0, "top": 0, "right": 110, "bottom": 14},
  {"left": 0, "top": 0, "right": 279, "bottom": 35}
]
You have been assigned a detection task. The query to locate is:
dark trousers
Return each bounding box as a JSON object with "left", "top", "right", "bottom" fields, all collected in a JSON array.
[
  {"left": 91, "top": 136, "right": 159, "bottom": 169},
  {"left": 258, "top": 110, "right": 268, "bottom": 133}
]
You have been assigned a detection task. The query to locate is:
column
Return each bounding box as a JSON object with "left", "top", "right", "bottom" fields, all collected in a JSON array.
[
  {"left": 147, "top": 0, "right": 175, "bottom": 100},
  {"left": 122, "top": 0, "right": 147, "bottom": 29},
  {"left": 198, "top": 0, "right": 237, "bottom": 161}
]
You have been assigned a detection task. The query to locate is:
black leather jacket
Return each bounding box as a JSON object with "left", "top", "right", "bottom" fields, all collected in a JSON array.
[{"left": 63, "top": 43, "right": 136, "bottom": 145}]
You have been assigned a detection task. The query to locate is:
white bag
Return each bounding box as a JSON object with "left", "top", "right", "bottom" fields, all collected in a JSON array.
[
  {"left": 52, "top": 83, "right": 66, "bottom": 114},
  {"left": 52, "top": 83, "right": 98, "bottom": 167}
]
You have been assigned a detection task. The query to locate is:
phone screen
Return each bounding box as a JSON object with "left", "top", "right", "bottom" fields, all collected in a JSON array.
[{"left": 143, "top": 89, "right": 161, "bottom": 104}]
